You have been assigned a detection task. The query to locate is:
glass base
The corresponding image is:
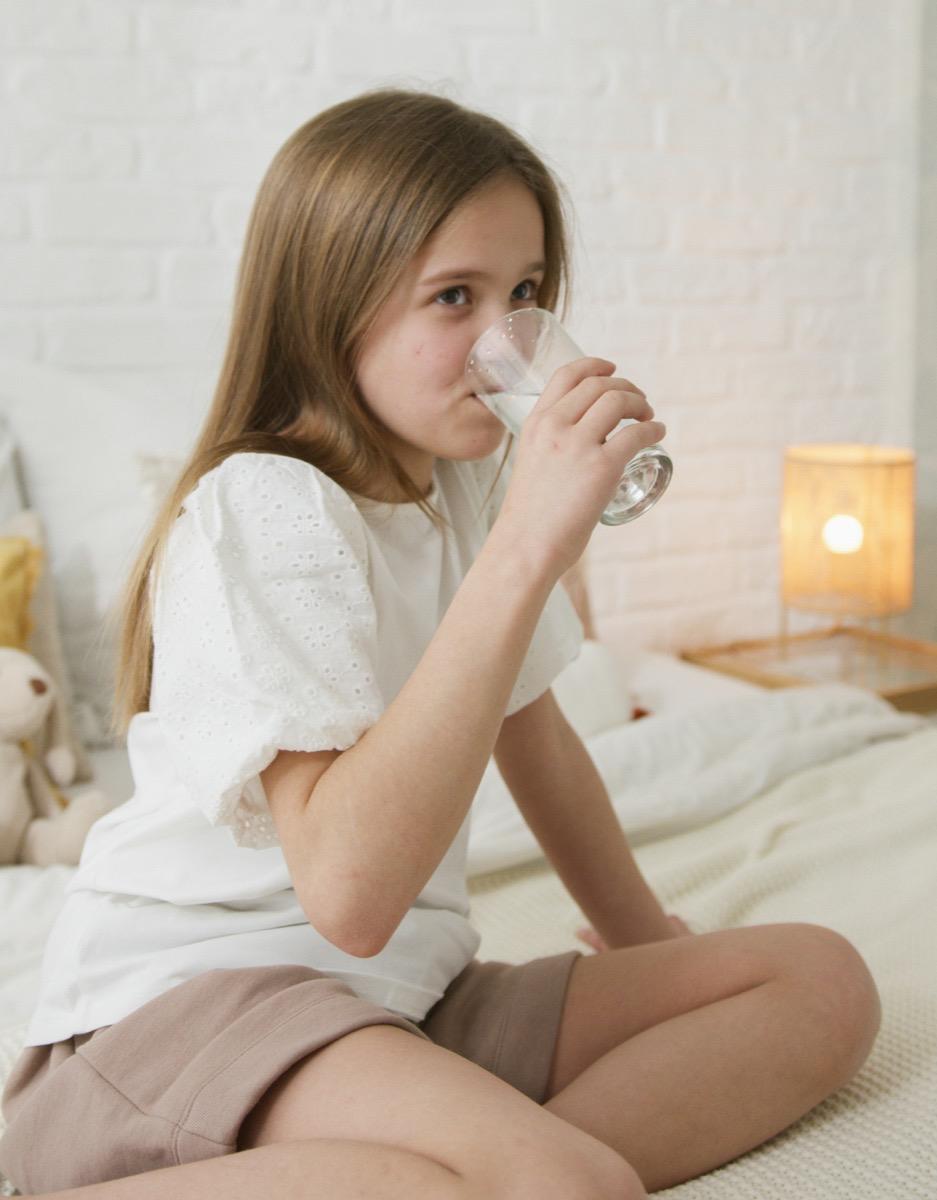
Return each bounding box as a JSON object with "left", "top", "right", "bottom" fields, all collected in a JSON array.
[{"left": 600, "top": 446, "right": 673, "bottom": 526}]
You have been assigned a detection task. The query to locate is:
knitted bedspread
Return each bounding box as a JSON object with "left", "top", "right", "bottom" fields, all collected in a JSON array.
[{"left": 469, "top": 724, "right": 937, "bottom": 1198}]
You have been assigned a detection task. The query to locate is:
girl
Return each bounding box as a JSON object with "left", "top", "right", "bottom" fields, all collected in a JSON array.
[{"left": 0, "top": 89, "right": 879, "bottom": 1200}]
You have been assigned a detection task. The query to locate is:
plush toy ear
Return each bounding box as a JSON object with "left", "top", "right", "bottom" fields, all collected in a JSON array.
[{"left": 0, "top": 535, "right": 42, "bottom": 649}]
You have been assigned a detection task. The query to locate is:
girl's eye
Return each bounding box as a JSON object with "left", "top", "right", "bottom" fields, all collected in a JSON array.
[
  {"left": 511, "top": 279, "right": 539, "bottom": 302},
  {"left": 435, "top": 286, "right": 469, "bottom": 306}
]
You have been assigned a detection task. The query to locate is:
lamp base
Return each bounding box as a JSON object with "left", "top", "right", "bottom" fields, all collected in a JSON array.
[{"left": 682, "top": 625, "right": 937, "bottom": 714}]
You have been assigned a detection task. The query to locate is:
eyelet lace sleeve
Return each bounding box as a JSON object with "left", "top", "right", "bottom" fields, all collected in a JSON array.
[{"left": 150, "top": 454, "right": 382, "bottom": 848}]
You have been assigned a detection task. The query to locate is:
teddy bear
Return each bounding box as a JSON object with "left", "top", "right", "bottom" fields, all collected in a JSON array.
[{"left": 0, "top": 645, "right": 111, "bottom": 867}]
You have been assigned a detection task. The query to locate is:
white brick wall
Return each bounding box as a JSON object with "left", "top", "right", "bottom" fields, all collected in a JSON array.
[{"left": 0, "top": 0, "right": 926, "bottom": 659}]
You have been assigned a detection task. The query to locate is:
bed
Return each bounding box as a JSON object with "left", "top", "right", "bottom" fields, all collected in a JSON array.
[{"left": 1, "top": 357, "right": 936, "bottom": 1197}]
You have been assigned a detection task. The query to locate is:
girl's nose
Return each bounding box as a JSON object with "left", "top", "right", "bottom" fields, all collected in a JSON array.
[{"left": 474, "top": 302, "right": 514, "bottom": 344}]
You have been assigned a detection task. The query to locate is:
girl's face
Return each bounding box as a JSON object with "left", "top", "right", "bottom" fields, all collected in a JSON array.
[{"left": 355, "top": 176, "right": 546, "bottom": 494}]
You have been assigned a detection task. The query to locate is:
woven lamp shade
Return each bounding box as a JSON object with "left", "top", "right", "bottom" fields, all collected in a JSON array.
[{"left": 781, "top": 444, "right": 915, "bottom": 620}]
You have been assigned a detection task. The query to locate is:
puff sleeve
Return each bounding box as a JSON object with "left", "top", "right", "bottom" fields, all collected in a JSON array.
[{"left": 150, "top": 454, "right": 381, "bottom": 847}]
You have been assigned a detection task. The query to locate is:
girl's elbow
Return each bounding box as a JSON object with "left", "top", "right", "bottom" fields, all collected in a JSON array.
[
  {"left": 327, "top": 920, "right": 393, "bottom": 960},
  {"left": 299, "top": 885, "right": 398, "bottom": 959}
]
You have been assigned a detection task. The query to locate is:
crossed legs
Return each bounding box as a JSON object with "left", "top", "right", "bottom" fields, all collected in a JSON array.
[
  {"left": 19, "top": 921, "right": 878, "bottom": 1199},
  {"left": 239, "top": 919, "right": 878, "bottom": 1197}
]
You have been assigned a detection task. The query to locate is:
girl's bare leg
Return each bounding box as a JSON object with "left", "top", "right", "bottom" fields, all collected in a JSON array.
[
  {"left": 17, "top": 1141, "right": 490, "bottom": 1200},
  {"left": 22, "top": 1025, "right": 644, "bottom": 1200},
  {"left": 545, "top": 922, "right": 881, "bottom": 1193}
]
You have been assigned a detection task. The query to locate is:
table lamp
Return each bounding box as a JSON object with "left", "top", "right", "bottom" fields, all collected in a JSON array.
[
  {"left": 683, "top": 443, "right": 936, "bottom": 710},
  {"left": 781, "top": 444, "right": 915, "bottom": 628}
]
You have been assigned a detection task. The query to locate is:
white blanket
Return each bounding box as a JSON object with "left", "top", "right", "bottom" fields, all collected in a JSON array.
[{"left": 468, "top": 682, "right": 923, "bottom": 874}]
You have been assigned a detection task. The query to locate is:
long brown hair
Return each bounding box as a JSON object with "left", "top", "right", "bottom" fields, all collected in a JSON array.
[{"left": 114, "top": 88, "right": 571, "bottom": 727}]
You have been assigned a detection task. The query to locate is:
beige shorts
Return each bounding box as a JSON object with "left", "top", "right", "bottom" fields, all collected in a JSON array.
[{"left": 0, "top": 953, "right": 578, "bottom": 1194}]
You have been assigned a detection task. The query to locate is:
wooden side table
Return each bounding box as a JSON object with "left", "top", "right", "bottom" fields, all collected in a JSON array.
[{"left": 682, "top": 626, "right": 937, "bottom": 714}]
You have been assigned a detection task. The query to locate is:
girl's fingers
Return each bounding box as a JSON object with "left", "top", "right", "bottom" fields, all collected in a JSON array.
[
  {"left": 535, "top": 356, "right": 616, "bottom": 408},
  {"left": 576, "top": 926, "right": 609, "bottom": 954},
  {"left": 506, "top": 358, "right": 661, "bottom": 552},
  {"left": 537, "top": 358, "right": 644, "bottom": 413},
  {"left": 534, "top": 358, "right": 651, "bottom": 435},
  {"left": 576, "top": 915, "right": 694, "bottom": 955},
  {"left": 604, "top": 418, "right": 668, "bottom": 471},
  {"left": 575, "top": 387, "right": 656, "bottom": 442}
]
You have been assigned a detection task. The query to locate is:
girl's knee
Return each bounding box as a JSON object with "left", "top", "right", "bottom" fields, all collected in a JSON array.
[
  {"left": 481, "top": 1123, "right": 645, "bottom": 1200},
  {"left": 538, "top": 1132, "right": 645, "bottom": 1200},
  {"left": 786, "top": 924, "right": 881, "bottom": 1083},
  {"left": 548, "top": 1139, "right": 645, "bottom": 1200},
  {"left": 510, "top": 1149, "right": 644, "bottom": 1200}
]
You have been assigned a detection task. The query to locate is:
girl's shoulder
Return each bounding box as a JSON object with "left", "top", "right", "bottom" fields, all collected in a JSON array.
[
  {"left": 192, "top": 450, "right": 360, "bottom": 516},
  {"left": 198, "top": 449, "right": 352, "bottom": 499},
  {"left": 182, "top": 451, "right": 369, "bottom": 553},
  {"left": 183, "top": 450, "right": 507, "bottom": 538}
]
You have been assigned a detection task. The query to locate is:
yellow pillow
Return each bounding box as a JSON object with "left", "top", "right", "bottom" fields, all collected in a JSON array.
[{"left": 0, "top": 535, "right": 43, "bottom": 650}]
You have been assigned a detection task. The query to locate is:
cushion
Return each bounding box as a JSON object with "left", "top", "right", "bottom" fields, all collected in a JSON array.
[{"left": 0, "top": 536, "right": 42, "bottom": 650}]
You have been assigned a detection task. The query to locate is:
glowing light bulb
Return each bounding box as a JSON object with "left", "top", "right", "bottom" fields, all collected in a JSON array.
[{"left": 821, "top": 514, "right": 864, "bottom": 554}]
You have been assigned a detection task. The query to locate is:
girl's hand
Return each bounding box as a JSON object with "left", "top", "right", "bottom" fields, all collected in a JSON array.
[
  {"left": 575, "top": 914, "right": 693, "bottom": 953},
  {"left": 498, "top": 357, "right": 665, "bottom": 575}
]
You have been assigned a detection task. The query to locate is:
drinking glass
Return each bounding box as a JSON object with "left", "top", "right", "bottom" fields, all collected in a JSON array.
[{"left": 465, "top": 308, "right": 672, "bottom": 525}]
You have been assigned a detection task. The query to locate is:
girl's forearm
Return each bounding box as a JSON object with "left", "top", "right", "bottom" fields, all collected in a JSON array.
[{"left": 496, "top": 692, "right": 675, "bottom": 949}]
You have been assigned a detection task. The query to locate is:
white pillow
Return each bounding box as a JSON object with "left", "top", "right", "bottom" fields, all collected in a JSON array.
[{"left": 551, "top": 638, "right": 637, "bottom": 739}]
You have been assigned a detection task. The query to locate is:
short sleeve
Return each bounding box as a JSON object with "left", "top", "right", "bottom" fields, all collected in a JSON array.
[{"left": 150, "top": 454, "right": 382, "bottom": 848}]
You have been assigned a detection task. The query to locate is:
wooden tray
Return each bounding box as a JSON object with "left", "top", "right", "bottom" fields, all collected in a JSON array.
[{"left": 682, "top": 626, "right": 937, "bottom": 714}]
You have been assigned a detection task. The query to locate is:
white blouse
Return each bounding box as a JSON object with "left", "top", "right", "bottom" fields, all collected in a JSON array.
[{"left": 27, "top": 452, "right": 582, "bottom": 1044}]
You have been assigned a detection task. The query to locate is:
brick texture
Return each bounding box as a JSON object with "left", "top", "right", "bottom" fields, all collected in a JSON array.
[{"left": 0, "top": 0, "right": 926, "bottom": 654}]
